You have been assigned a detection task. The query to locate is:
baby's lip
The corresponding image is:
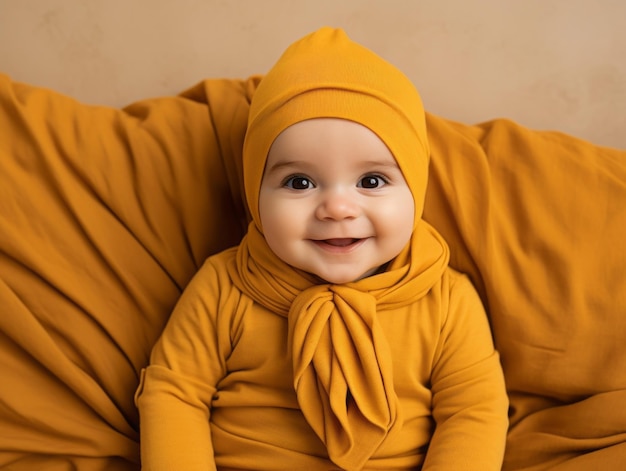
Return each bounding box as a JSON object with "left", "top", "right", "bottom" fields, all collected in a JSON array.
[
  {"left": 321, "top": 238, "right": 360, "bottom": 247},
  {"left": 311, "top": 238, "right": 367, "bottom": 253}
]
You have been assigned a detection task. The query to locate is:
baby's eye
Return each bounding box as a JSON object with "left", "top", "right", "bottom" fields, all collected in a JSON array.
[
  {"left": 284, "top": 176, "right": 314, "bottom": 190},
  {"left": 358, "top": 175, "right": 387, "bottom": 189}
]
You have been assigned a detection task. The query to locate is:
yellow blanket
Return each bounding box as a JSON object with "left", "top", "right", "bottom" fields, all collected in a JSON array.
[{"left": 1, "top": 73, "right": 625, "bottom": 470}]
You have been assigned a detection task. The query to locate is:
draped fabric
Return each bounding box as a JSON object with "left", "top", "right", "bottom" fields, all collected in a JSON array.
[{"left": 229, "top": 221, "right": 449, "bottom": 469}]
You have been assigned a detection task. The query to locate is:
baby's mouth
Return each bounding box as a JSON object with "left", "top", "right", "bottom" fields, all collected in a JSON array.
[
  {"left": 312, "top": 238, "right": 366, "bottom": 252},
  {"left": 323, "top": 238, "right": 360, "bottom": 247}
]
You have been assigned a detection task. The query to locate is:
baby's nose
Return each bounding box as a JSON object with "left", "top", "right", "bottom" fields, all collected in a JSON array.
[{"left": 315, "top": 189, "right": 361, "bottom": 220}]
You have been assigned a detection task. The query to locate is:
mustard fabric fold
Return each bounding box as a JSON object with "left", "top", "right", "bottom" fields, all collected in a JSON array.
[{"left": 0, "top": 73, "right": 254, "bottom": 470}]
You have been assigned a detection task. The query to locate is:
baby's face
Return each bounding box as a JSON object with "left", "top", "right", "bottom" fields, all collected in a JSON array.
[{"left": 259, "top": 118, "right": 414, "bottom": 284}]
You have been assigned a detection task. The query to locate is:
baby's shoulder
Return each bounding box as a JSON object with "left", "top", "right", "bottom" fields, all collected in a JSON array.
[
  {"left": 204, "top": 245, "right": 238, "bottom": 267},
  {"left": 442, "top": 266, "right": 477, "bottom": 292},
  {"left": 437, "top": 266, "right": 486, "bottom": 315},
  {"left": 180, "top": 246, "right": 240, "bottom": 301}
]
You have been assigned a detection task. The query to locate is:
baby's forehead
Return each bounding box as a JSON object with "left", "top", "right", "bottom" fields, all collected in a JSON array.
[
  {"left": 271, "top": 117, "right": 393, "bottom": 151},
  {"left": 273, "top": 117, "right": 390, "bottom": 146},
  {"left": 265, "top": 118, "right": 406, "bottom": 176},
  {"left": 275, "top": 116, "right": 400, "bottom": 156}
]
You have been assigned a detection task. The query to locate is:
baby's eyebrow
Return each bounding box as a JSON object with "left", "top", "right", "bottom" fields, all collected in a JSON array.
[
  {"left": 354, "top": 160, "right": 402, "bottom": 173},
  {"left": 265, "top": 160, "right": 310, "bottom": 173},
  {"left": 265, "top": 158, "right": 401, "bottom": 174},
  {"left": 362, "top": 160, "right": 400, "bottom": 168}
]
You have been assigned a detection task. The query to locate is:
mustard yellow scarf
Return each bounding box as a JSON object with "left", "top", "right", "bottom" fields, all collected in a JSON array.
[{"left": 229, "top": 221, "right": 448, "bottom": 469}]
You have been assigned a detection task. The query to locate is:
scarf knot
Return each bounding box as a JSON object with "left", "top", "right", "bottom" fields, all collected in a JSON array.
[{"left": 289, "top": 284, "right": 399, "bottom": 470}]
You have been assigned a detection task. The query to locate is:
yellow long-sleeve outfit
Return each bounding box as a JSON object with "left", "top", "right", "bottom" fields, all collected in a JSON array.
[
  {"left": 136, "top": 26, "right": 508, "bottom": 470},
  {"left": 136, "top": 226, "right": 507, "bottom": 470}
]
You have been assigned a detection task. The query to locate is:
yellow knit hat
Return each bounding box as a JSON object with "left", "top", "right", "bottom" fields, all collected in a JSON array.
[{"left": 243, "top": 27, "right": 430, "bottom": 230}]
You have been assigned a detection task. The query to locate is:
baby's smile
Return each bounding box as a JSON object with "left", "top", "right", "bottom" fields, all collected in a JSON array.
[
  {"left": 312, "top": 238, "right": 366, "bottom": 252},
  {"left": 323, "top": 238, "right": 359, "bottom": 246}
]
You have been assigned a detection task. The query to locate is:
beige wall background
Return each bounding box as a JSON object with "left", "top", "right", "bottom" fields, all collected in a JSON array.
[{"left": 1, "top": 0, "right": 624, "bottom": 148}]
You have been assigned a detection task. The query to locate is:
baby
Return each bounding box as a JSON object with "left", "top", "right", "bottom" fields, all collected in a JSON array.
[{"left": 135, "top": 27, "right": 508, "bottom": 470}]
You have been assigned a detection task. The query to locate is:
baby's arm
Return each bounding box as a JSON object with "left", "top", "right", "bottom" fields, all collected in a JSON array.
[
  {"left": 135, "top": 259, "right": 228, "bottom": 471},
  {"left": 422, "top": 274, "right": 509, "bottom": 470}
]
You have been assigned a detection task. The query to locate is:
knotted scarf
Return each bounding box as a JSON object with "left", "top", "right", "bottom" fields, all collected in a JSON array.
[
  {"left": 229, "top": 221, "right": 448, "bottom": 469},
  {"left": 229, "top": 27, "right": 450, "bottom": 469}
]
